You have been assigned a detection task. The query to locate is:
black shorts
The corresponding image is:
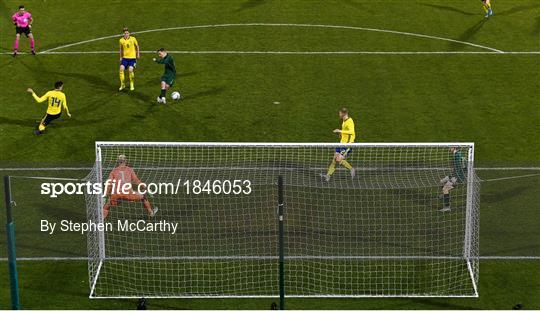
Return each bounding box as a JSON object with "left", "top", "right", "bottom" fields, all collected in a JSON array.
[
  {"left": 42, "top": 113, "right": 61, "bottom": 126},
  {"left": 16, "top": 26, "right": 31, "bottom": 37}
]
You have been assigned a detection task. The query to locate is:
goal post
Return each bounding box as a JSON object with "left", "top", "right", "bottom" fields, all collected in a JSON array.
[{"left": 85, "top": 142, "right": 480, "bottom": 298}]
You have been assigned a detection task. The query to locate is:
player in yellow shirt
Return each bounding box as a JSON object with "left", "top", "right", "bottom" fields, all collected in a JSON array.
[
  {"left": 481, "top": 0, "right": 493, "bottom": 17},
  {"left": 27, "top": 81, "right": 71, "bottom": 135},
  {"left": 322, "top": 108, "right": 356, "bottom": 181},
  {"left": 119, "top": 27, "right": 140, "bottom": 91}
]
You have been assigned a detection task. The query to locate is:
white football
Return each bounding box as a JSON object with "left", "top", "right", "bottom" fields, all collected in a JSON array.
[{"left": 171, "top": 91, "right": 181, "bottom": 101}]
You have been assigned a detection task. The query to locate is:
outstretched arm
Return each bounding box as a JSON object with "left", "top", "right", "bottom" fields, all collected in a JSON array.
[
  {"left": 27, "top": 89, "right": 49, "bottom": 103},
  {"left": 153, "top": 57, "right": 165, "bottom": 64}
]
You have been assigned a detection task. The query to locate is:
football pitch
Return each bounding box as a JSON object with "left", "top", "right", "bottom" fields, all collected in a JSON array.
[{"left": 0, "top": 0, "right": 539, "bottom": 309}]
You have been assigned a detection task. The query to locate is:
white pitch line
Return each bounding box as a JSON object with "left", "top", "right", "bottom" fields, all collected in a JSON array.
[
  {"left": 3, "top": 51, "right": 540, "bottom": 56},
  {"left": 37, "top": 23, "right": 504, "bottom": 54},
  {"left": 1, "top": 255, "right": 538, "bottom": 261},
  {"left": 482, "top": 173, "right": 540, "bottom": 182}
]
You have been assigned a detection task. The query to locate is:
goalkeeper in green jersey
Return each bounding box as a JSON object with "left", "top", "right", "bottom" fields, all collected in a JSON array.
[
  {"left": 153, "top": 48, "right": 176, "bottom": 104},
  {"left": 439, "top": 147, "right": 467, "bottom": 212}
]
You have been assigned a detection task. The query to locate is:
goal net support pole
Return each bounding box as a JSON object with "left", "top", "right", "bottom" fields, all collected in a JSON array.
[
  {"left": 4, "top": 176, "right": 21, "bottom": 310},
  {"left": 277, "top": 176, "right": 285, "bottom": 310},
  {"left": 464, "top": 144, "right": 479, "bottom": 296}
]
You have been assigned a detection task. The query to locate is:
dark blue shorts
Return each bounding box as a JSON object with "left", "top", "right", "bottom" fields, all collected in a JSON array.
[
  {"left": 121, "top": 58, "right": 137, "bottom": 68},
  {"left": 335, "top": 147, "right": 352, "bottom": 157}
]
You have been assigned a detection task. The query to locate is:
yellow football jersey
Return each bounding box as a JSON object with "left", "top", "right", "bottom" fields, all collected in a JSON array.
[
  {"left": 340, "top": 117, "right": 355, "bottom": 143},
  {"left": 119, "top": 36, "right": 139, "bottom": 59},
  {"left": 32, "top": 90, "right": 68, "bottom": 115}
]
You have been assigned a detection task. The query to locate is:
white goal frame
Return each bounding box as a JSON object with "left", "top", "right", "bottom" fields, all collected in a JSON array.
[{"left": 88, "top": 141, "right": 479, "bottom": 299}]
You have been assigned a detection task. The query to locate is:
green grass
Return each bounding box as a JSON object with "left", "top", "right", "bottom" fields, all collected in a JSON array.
[
  {"left": 1, "top": 260, "right": 539, "bottom": 309},
  {"left": 0, "top": 0, "right": 539, "bottom": 309},
  {"left": 0, "top": 0, "right": 539, "bottom": 166},
  {"left": 0, "top": 169, "right": 538, "bottom": 308}
]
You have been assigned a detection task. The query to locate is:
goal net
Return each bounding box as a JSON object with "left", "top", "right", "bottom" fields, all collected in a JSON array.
[{"left": 85, "top": 142, "right": 479, "bottom": 298}]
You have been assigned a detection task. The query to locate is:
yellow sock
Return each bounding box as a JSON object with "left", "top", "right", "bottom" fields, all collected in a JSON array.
[
  {"left": 38, "top": 123, "right": 45, "bottom": 131},
  {"left": 341, "top": 160, "right": 353, "bottom": 170},
  {"left": 486, "top": 2, "right": 491, "bottom": 9},
  {"left": 483, "top": 5, "right": 488, "bottom": 13},
  {"left": 119, "top": 71, "right": 125, "bottom": 85},
  {"left": 129, "top": 71, "right": 134, "bottom": 85},
  {"left": 327, "top": 161, "right": 336, "bottom": 176}
]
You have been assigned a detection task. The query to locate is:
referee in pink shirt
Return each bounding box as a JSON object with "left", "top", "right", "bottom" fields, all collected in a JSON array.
[{"left": 11, "top": 5, "right": 35, "bottom": 57}]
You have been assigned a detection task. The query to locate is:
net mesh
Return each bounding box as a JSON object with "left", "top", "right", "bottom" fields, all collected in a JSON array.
[{"left": 85, "top": 143, "right": 479, "bottom": 298}]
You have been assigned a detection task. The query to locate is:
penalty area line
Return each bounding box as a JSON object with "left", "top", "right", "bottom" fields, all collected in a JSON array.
[{"left": 38, "top": 23, "right": 504, "bottom": 54}]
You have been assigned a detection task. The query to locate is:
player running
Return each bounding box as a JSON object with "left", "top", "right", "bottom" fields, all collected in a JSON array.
[
  {"left": 103, "top": 155, "right": 158, "bottom": 219},
  {"left": 27, "top": 81, "right": 71, "bottom": 135},
  {"left": 11, "top": 5, "right": 35, "bottom": 57},
  {"left": 153, "top": 48, "right": 176, "bottom": 104},
  {"left": 118, "top": 27, "right": 140, "bottom": 91},
  {"left": 439, "top": 147, "right": 467, "bottom": 212},
  {"left": 481, "top": 0, "right": 493, "bottom": 18},
  {"left": 321, "top": 108, "right": 357, "bottom": 181}
]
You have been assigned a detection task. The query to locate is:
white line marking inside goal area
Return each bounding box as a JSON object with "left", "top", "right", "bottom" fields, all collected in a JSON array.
[
  {"left": 34, "top": 23, "right": 504, "bottom": 54},
  {"left": 3, "top": 51, "right": 540, "bottom": 55},
  {"left": 0, "top": 255, "right": 538, "bottom": 261}
]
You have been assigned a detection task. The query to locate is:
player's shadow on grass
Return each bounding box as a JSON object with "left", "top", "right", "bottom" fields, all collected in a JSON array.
[
  {"left": 449, "top": 19, "right": 487, "bottom": 50},
  {"left": 52, "top": 118, "right": 108, "bottom": 128},
  {"left": 182, "top": 86, "right": 226, "bottom": 101},
  {"left": 482, "top": 185, "right": 529, "bottom": 204},
  {"left": 42, "top": 68, "right": 155, "bottom": 105},
  {"left": 127, "top": 89, "right": 155, "bottom": 104},
  {"left": 49, "top": 71, "right": 117, "bottom": 94},
  {"left": 0, "top": 116, "right": 38, "bottom": 127},
  {"left": 236, "top": 0, "right": 267, "bottom": 11},
  {"left": 142, "top": 71, "right": 198, "bottom": 87},
  {"left": 420, "top": 3, "right": 476, "bottom": 16},
  {"left": 341, "top": 0, "right": 369, "bottom": 11}
]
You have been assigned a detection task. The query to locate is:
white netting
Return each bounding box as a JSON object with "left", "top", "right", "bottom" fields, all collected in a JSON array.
[{"left": 85, "top": 143, "right": 479, "bottom": 298}]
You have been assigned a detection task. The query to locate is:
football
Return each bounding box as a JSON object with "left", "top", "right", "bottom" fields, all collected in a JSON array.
[{"left": 171, "top": 91, "right": 181, "bottom": 101}]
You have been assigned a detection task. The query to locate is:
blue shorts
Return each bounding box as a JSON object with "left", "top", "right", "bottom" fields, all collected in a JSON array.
[
  {"left": 335, "top": 147, "right": 352, "bottom": 157},
  {"left": 121, "top": 58, "right": 137, "bottom": 68}
]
